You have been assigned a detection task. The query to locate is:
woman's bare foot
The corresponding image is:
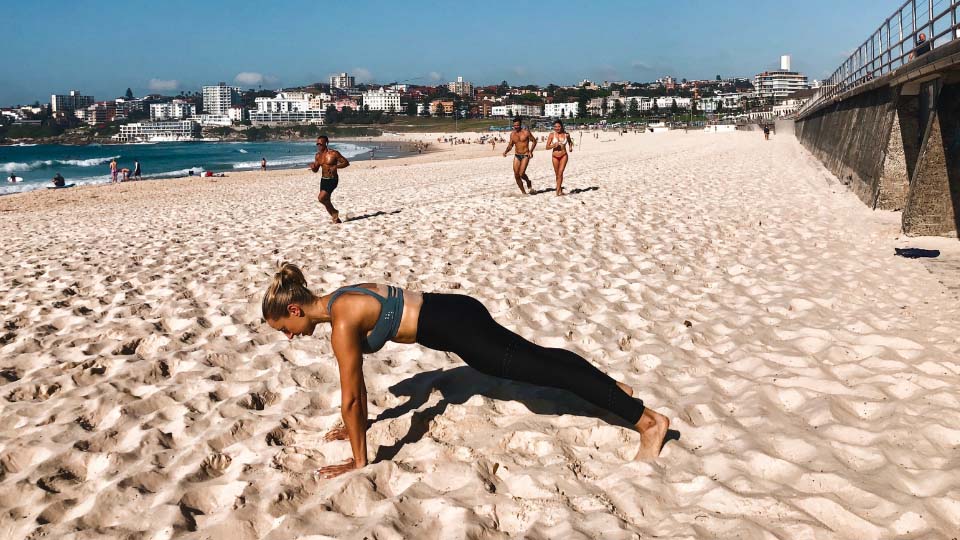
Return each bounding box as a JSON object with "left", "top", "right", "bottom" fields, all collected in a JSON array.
[
  {"left": 331, "top": 212, "right": 342, "bottom": 224},
  {"left": 634, "top": 408, "right": 670, "bottom": 460}
]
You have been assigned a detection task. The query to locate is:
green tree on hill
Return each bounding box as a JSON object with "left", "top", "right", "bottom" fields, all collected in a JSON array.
[
  {"left": 670, "top": 99, "right": 678, "bottom": 114},
  {"left": 627, "top": 98, "right": 639, "bottom": 118},
  {"left": 405, "top": 102, "right": 417, "bottom": 116},
  {"left": 125, "top": 88, "right": 134, "bottom": 99},
  {"left": 612, "top": 100, "right": 624, "bottom": 118},
  {"left": 325, "top": 105, "right": 339, "bottom": 124}
]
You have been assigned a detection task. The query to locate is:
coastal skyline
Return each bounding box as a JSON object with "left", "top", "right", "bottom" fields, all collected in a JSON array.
[{"left": 5, "top": 0, "right": 894, "bottom": 106}]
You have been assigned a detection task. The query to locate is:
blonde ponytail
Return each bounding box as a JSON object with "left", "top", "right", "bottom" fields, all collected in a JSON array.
[{"left": 262, "top": 262, "right": 316, "bottom": 320}]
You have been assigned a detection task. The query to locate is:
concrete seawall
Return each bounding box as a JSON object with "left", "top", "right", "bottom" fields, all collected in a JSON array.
[
  {"left": 796, "top": 78, "right": 959, "bottom": 238},
  {"left": 795, "top": 87, "right": 899, "bottom": 208}
]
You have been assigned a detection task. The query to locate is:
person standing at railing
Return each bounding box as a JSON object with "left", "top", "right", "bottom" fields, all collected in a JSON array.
[{"left": 910, "top": 33, "right": 931, "bottom": 60}]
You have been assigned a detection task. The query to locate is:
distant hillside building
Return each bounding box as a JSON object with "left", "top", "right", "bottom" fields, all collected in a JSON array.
[
  {"left": 202, "top": 83, "right": 241, "bottom": 115},
  {"left": 544, "top": 102, "right": 579, "bottom": 118},
  {"left": 754, "top": 55, "right": 809, "bottom": 100},
  {"left": 74, "top": 102, "right": 117, "bottom": 125},
  {"left": 448, "top": 76, "right": 473, "bottom": 97},
  {"left": 362, "top": 88, "right": 401, "bottom": 112},
  {"left": 491, "top": 104, "right": 542, "bottom": 118},
  {"left": 150, "top": 100, "right": 196, "bottom": 121},
  {"left": 114, "top": 120, "right": 201, "bottom": 142},
  {"left": 51, "top": 90, "right": 94, "bottom": 112},
  {"left": 330, "top": 72, "right": 356, "bottom": 89}
]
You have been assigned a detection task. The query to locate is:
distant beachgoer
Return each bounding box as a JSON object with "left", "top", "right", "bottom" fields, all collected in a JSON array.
[
  {"left": 51, "top": 173, "right": 66, "bottom": 188},
  {"left": 133, "top": 160, "right": 141, "bottom": 180},
  {"left": 763, "top": 125, "right": 770, "bottom": 140},
  {"left": 7, "top": 173, "right": 17, "bottom": 183},
  {"left": 546, "top": 119, "right": 573, "bottom": 196},
  {"left": 110, "top": 159, "right": 118, "bottom": 183},
  {"left": 189, "top": 170, "right": 195, "bottom": 176},
  {"left": 261, "top": 263, "right": 671, "bottom": 478},
  {"left": 309, "top": 135, "right": 350, "bottom": 224},
  {"left": 503, "top": 116, "right": 537, "bottom": 194},
  {"left": 121, "top": 168, "right": 130, "bottom": 182},
  {"left": 261, "top": 157, "right": 267, "bottom": 171}
]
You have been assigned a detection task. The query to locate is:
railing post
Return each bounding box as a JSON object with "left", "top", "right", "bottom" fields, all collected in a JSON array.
[
  {"left": 953, "top": 0, "right": 957, "bottom": 37},
  {"left": 887, "top": 18, "right": 892, "bottom": 72},
  {"left": 913, "top": 0, "right": 918, "bottom": 40}
]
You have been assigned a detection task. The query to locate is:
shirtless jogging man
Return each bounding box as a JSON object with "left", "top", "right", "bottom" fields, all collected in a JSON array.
[
  {"left": 309, "top": 135, "right": 350, "bottom": 224},
  {"left": 503, "top": 116, "right": 537, "bottom": 194}
]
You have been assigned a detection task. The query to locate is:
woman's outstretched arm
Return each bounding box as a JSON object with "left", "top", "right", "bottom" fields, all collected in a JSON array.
[{"left": 319, "top": 319, "right": 368, "bottom": 478}]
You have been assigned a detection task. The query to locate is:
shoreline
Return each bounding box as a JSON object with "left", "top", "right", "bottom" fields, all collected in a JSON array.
[
  {"left": 0, "top": 132, "right": 496, "bottom": 205},
  {"left": 0, "top": 138, "right": 441, "bottom": 197}
]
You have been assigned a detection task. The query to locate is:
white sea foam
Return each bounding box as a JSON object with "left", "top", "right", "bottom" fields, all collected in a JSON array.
[
  {"left": 238, "top": 149, "right": 248, "bottom": 153},
  {"left": 230, "top": 143, "right": 369, "bottom": 169},
  {"left": 0, "top": 155, "right": 121, "bottom": 172},
  {"left": 232, "top": 156, "right": 314, "bottom": 169}
]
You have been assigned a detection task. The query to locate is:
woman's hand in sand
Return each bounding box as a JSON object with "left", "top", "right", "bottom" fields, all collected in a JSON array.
[{"left": 316, "top": 458, "right": 361, "bottom": 479}]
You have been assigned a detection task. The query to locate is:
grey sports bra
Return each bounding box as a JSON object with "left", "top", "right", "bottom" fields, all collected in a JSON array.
[{"left": 327, "top": 285, "right": 404, "bottom": 353}]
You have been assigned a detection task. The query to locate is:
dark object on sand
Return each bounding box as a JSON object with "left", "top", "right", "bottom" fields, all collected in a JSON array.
[{"left": 895, "top": 248, "right": 940, "bottom": 259}]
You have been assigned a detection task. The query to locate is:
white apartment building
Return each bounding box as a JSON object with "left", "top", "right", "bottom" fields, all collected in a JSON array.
[
  {"left": 330, "top": 72, "right": 355, "bottom": 89},
  {"left": 228, "top": 106, "right": 247, "bottom": 122},
  {"left": 150, "top": 100, "right": 196, "bottom": 121},
  {"left": 202, "top": 83, "right": 241, "bottom": 115},
  {"left": 544, "top": 102, "right": 579, "bottom": 118},
  {"left": 114, "top": 98, "right": 144, "bottom": 115},
  {"left": 448, "top": 76, "right": 473, "bottom": 97},
  {"left": 754, "top": 55, "right": 809, "bottom": 100},
  {"left": 51, "top": 90, "right": 94, "bottom": 112},
  {"left": 255, "top": 92, "right": 311, "bottom": 113},
  {"left": 653, "top": 97, "right": 692, "bottom": 110},
  {"left": 362, "top": 88, "right": 401, "bottom": 112},
  {"left": 114, "top": 120, "right": 200, "bottom": 142},
  {"left": 190, "top": 114, "right": 232, "bottom": 127},
  {"left": 491, "top": 104, "right": 542, "bottom": 118},
  {"left": 248, "top": 110, "right": 325, "bottom": 125}
]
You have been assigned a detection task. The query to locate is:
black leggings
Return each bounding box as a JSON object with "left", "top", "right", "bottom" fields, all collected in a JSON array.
[{"left": 415, "top": 293, "right": 644, "bottom": 425}]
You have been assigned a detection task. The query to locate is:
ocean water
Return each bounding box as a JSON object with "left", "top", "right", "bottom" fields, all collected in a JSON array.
[{"left": 0, "top": 140, "right": 396, "bottom": 195}]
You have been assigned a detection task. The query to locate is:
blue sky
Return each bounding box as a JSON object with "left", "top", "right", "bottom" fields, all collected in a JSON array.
[{"left": 2, "top": 0, "right": 896, "bottom": 106}]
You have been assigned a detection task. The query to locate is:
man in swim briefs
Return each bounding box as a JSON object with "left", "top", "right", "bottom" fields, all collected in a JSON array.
[
  {"left": 309, "top": 135, "right": 350, "bottom": 224},
  {"left": 503, "top": 116, "right": 537, "bottom": 194}
]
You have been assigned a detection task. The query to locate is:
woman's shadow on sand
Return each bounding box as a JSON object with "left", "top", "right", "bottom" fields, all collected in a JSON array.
[{"left": 373, "top": 366, "right": 680, "bottom": 462}]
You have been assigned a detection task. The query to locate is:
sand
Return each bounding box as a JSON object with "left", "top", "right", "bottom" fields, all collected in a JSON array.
[{"left": 1, "top": 130, "right": 959, "bottom": 539}]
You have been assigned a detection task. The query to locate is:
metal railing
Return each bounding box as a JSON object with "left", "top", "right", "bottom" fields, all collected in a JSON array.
[{"left": 797, "top": 0, "right": 960, "bottom": 117}]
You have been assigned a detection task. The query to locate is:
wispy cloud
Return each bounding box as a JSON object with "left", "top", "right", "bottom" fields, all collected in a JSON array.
[
  {"left": 428, "top": 71, "right": 443, "bottom": 82},
  {"left": 352, "top": 67, "right": 373, "bottom": 83},
  {"left": 511, "top": 66, "right": 528, "bottom": 77},
  {"left": 148, "top": 79, "right": 179, "bottom": 92},
  {"left": 631, "top": 60, "right": 653, "bottom": 71},
  {"left": 234, "top": 72, "right": 279, "bottom": 86}
]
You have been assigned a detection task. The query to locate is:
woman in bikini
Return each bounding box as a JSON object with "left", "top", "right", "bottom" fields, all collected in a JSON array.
[
  {"left": 263, "top": 263, "right": 670, "bottom": 478},
  {"left": 546, "top": 119, "right": 573, "bottom": 196}
]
